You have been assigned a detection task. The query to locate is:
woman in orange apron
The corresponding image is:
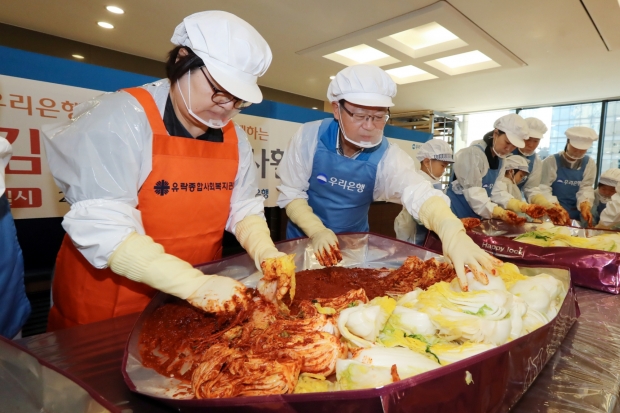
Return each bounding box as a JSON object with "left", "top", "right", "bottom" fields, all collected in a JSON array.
[{"left": 42, "top": 11, "right": 285, "bottom": 331}]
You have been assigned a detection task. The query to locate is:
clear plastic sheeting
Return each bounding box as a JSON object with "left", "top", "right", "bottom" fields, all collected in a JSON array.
[
  {"left": 513, "top": 287, "right": 620, "bottom": 413},
  {"left": 0, "top": 336, "right": 119, "bottom": 413},
  {"left": 122, "top": 233, "right": 578, "bottom": 413}
]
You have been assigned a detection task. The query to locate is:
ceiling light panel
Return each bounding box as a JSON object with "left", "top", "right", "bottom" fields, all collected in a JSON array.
[
  {"left": 379, "top": 22, "right": 468, "bottom": 58},
  {"left": 385, "top": 65, "right": 437, "bottom": 84},
  {"left": 425, "top": 50, "right": 500, "bottom": 75},
  {"left": 106, "top": 6, "right": 124, "bottom": 14},
  {"left": 97, "top": 21, "right": 114, "bottom": 29},
  {"left": 323, "top": 44, "right": 400, "bottom": 67}
]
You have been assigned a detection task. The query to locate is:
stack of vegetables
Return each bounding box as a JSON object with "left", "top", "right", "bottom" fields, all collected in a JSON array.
[
  {"left": 514, "top": 223, "right": 620, "bottom": 252},
  {"left": 295, "top": 263, "right": 566, "bottom": 392}
]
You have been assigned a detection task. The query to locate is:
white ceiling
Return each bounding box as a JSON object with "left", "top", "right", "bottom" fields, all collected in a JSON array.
[{"left": 1, "top": 0, "right": 620, "bottom": 114}]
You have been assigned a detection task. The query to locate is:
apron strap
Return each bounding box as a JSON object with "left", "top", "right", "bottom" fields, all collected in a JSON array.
[{"left": 122, "top": 87, "right": 169, "bottom": 136}]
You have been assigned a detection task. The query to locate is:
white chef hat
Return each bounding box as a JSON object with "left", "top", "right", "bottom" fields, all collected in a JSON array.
[
  {"left": 503, "top": 155, "right": 530, "bottom": 173},
  {"left": 524, "top": 117, "right": 548, "bottom": 139},
  {"left": 493, "top": 114, "right": 529, "bottom": 149},
  {"left": 599, "top": 168, "right": 620, "bottom": 187},
  {"left": 170, "top": 11, "right": 272, "bottom": 103},
  {"left": 415, "top": 139, "right": 454, "bottom": 163},
  {"left": 565, "top": 126, "right": 598, "bottom": 150},
  {"left": 327, "top": 64, "right": 397, "bottom": 107}
]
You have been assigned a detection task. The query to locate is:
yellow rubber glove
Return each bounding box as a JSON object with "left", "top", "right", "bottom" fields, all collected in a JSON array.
[
  {"left": 507, "top": 198, "right": 546, "bottom": 219},
  {"left": 492, "top": 206, "right": 526, "bottom": 225},
  {"left": 506, "top": 198, "right": 528, "bottom": 213},
  {"left": 108, "top": 232, "right": 248, "bottom": 314},
  {"left": 580, "top": 201, "right": 593, "bottom": 227},
  {"left": 235, "top": 214, "right": 285, "bottom": 270},
  {"left": 285, "top": 198, "right": 342, "bottom": 266},
  {"left": 419, "top": 196, "right": 502, "bottom": 291},
  {"left": 530, "top": 194, "right": 553, "bottom": 208}
]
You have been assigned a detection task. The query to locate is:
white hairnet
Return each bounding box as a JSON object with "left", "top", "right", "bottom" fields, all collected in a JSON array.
[
  {"left": 600, "top": 168, "right": 620, "bottom": 187},
  {"left": 503, "top": 155, "right": 530, "bottom": 173},
  {"left": 524, "top": 117, "right": 548, "bottom": 139},
  {"left": 415, "top": 139, "right": 454, "bottom": 162},
  {"left": 327, "top": 65, "right": 396, "bottom": 107},
  {"left": 565, "top": 126, "right": 598, "bottom": 150},
  {"left": 170, "top": 11, "right": 272, "bottom": 103},
  {"left": 494, "top": 114, "right": 529, "bottom": 149}
]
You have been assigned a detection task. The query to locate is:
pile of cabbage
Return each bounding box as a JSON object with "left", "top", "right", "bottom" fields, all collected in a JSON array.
[
  {"left": 514, "top": 222, "right": 620, "bottom": 252},
  {"left": 295, "top": 263, "right": 567, "bottom": 392}
]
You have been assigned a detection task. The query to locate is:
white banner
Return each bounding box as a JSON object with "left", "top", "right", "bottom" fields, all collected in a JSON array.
[{"left": 1, "top": 74, "right": 424, "bottom": 217}]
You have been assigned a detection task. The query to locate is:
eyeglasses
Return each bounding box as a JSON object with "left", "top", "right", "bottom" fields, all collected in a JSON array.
[
  {"left": 200, "top": 67, "right": 252, "bottom": 109},
  {"left": 340, "top": 103, "right": 389, "bottom": 125}
]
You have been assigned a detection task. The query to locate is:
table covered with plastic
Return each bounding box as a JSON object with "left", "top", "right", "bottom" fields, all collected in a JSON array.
[
  {"left": 9, "top": 234, "right": 620, "bottom": 413},
  {"left": 424, "top": 220, "right": 620, "bottom": 294}
]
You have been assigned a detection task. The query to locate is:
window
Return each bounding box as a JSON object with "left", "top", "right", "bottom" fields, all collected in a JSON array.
[{"left": 600, "top": 101, "right": 620, "bottom": 174}]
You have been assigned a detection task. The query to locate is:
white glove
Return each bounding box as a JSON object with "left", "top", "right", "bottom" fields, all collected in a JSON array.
[
  {"left": 285, "top": 198, "right": 342, "bottom": 266},
  {"left": 108, "top": 232, "right": 248, "bottom": 314},
  {"left": 419, "top": 196, "right": 502, "bottom": 291}
]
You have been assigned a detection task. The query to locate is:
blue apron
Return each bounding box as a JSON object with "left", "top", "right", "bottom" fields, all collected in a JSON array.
[
  {"left": 550, "top": 154, "right": 589, "bottom": 220},
  {"left": 446, "top": 144, "right": 503, "bottom": 219},
  {"left": 286, "top": 119, "right": 388, "bottom": 239},
  {"left": 512, "top": 149, "right": 536, "bottom": 190},
  {"left": 0, "top": 194, "right": 31, "bottom": 338}
]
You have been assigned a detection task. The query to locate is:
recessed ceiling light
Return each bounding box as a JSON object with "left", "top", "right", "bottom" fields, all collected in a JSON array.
[
  {"left": 385, "top": 65, "right": 437, "bottom": 84},
  {"left": 329, "top": 76, "right": 335, "bottom": 80},
  {"left": 378, "top": 22, "right": 467, "bottom": 59},
  {"left": 98, "top": 21, "right": 114, "bottom": 29},
  {"left": 425, "top": 50, "right": 499, "bottom": 76},
  {"left": 72, "top": 54, "right": 85, "bottom": 59},
  {"left": 312, "top": 107, "right": 318, "bottom": 110},
  {"left": 436, "top": 51, "right": 491, "bottom": 68},
  {"left": 106, "top": 6, "right": 124, "bottom": 14},
  {"left": 323, "top": 44, "right": 400, "bottom": 67}
]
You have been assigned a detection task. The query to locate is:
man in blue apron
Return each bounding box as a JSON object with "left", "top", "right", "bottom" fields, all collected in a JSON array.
[
  {"left": 277, "top": 64, "right": 501, "bottom": 291},
  {"left": 394, "top": 139, "right": 453, "bottom": 244},
  {"left": 540, "top": 127, "right": 598, "bottom": 226},
  {"left": 513, "top": 117, "right": 571, "bottom": 225},
  {"left": 593, "top": 168, "right": 620, "bottom": 228},
  {"left": 446, "top": 114, "right": 545, "bottom": 222},
  {"left": 0, "top": 137, "right": 31, "bottom": 338}
]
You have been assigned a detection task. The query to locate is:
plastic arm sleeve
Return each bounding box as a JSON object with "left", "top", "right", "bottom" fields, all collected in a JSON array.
[
  {"left": 108, "top": 232, "right": 247, "bottom": 312},
  {"left": 235, "top": 214, "right": 283, "bottom": 270}
]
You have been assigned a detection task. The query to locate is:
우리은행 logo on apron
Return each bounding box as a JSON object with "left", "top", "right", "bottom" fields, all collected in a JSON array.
[
  {"left": 154, "top": 180, "right": 170, "bottom": 196},
  {"left": 316, "top": 173, "right": 328, "bottom": 184}
]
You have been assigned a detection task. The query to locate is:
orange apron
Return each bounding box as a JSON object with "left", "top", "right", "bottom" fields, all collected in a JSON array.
[{"left": 47, "top": 87, "right": 239, "bottom": 331}]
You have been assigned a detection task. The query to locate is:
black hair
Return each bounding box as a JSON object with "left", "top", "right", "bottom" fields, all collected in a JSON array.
[
  {"left": 165, "top": 46, "right": 205, "bottom": 84},
  {"left": 483, "top": 129, "right": 505, "bottom": 147}
]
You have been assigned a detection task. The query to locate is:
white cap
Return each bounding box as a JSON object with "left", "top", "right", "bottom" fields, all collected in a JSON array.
[
  {"left": 599, "top": 168, "right": 620, "bottom": 187},
  {"left": 415, "top": 139, "right": 454, "bottom": 162},
  {"left": 493, "top": 114, "right": 529, "bottom": 149},
  {"left": 170, "top": 11, "right": 272, "bottom": 103},
  {"left": 503, "top": 155, "right": 530, "bottom": 173},
  {"left": 327, "top": 65, "right": 397, "bottom": 107},
  {"left": 565, "top": 126, "right": 598, "bottom": 150},
  {"left": 524, "top": 117, "right": 548, "bottom": 139}
]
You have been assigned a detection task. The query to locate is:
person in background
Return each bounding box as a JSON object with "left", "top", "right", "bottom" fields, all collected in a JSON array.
[
  {"left": 277, "top": 64, "right": 499, "bottom": 291},
  {"left": 499, "top": 155, "right": 530, "bottom": 201},
  {"left": 593, "top": 168, "right": 620, "bottom": 228},
  {"left": 394, "top": 139, "right": 454, "bottom": 244},
  {"left": 446, "top": 114, "right": 545, "bottom": 224},
  {"left": 512, "top": 117, "right": 570, "bottom": 224},
  {"left": 540, "top": 127, "right": 598, "bottom": 227},
  {"left": 0, "top": 137, "right": 31, "bottom": 339},
  {"left": 41, "top": 11, "right": 290, "bottom": 331}
]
